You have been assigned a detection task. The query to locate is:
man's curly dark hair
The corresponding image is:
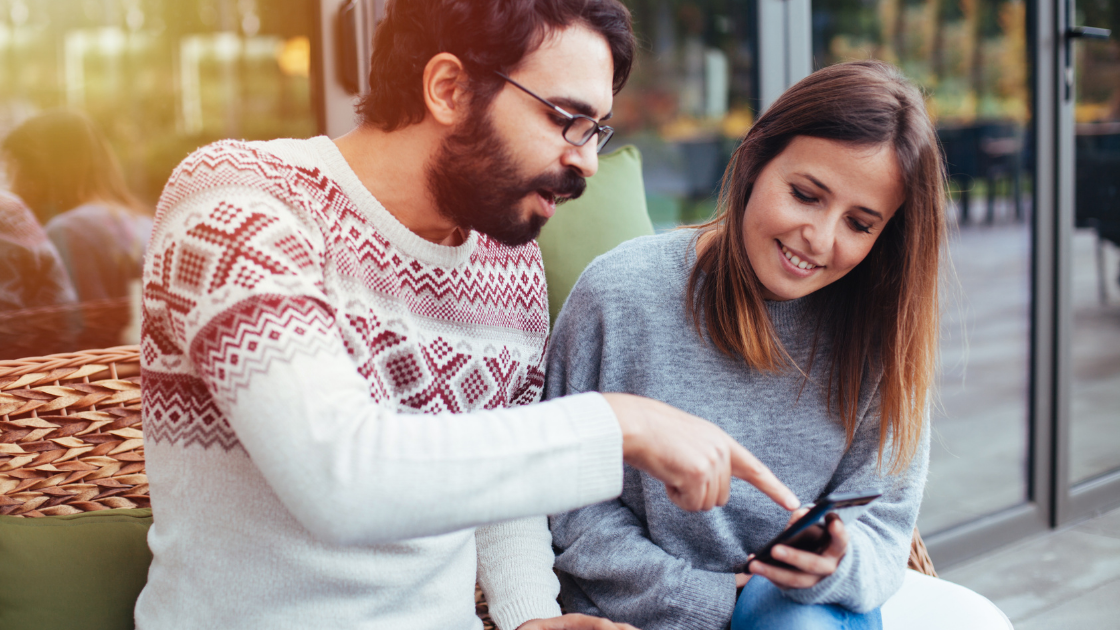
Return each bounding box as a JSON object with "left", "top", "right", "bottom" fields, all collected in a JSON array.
[{"left": 357, "top": 0, "right": 634, "bottom": 131}]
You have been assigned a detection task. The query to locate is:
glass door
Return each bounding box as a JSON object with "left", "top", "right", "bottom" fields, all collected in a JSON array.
[{"left": 1059, "top": 0, "right": 1120, "bottom": 521}]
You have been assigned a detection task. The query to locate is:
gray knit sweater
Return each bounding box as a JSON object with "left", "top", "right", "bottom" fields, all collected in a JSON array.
[{"left": 545, "top": 229, "right": 928, "bottom": 630}]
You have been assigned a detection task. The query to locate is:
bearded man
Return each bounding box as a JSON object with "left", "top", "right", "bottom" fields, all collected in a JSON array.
[{"left": 136, "top": 1, "right": 798, "bottom": 628}]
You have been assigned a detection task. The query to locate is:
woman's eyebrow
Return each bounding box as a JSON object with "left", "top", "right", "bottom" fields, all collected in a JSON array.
[
  {"left": 799, "top": 173, "right": 832, "bottom": 194},
  {"left": 856, "top": 206, "right": 884, "bottom": 220}
]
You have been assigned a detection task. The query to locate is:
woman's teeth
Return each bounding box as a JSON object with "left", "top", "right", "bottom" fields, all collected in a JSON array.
[{"left": 781, "top": 244, "right": 817, "bottom": 270}]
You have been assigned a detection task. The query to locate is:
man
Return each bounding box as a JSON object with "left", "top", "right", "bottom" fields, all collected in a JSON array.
[{"left": 136, "top": 1, "right": 799, "bottom": 628}]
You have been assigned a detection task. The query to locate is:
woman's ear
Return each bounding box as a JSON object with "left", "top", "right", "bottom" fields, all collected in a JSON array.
[{"left": 422, "top": 53, "right": 471, "bottom": 128}]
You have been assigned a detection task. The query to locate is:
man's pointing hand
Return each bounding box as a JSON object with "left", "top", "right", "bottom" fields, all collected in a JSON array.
[{"left": 603, "top": 393, "right": 800, "bottom": 513}]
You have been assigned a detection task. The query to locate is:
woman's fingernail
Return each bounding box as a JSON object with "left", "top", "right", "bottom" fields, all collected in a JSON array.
[{"left": 773, "top": 546, "right": 786, "bottom": 558}]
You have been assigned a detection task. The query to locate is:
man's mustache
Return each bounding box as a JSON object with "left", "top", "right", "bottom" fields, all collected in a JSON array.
[{"left": 525, "top": 168, "right": 587, "bottom": 202}]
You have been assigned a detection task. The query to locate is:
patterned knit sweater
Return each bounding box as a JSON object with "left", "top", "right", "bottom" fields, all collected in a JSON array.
[{"left": 135, "top": 136, "right": 623, "bottom": 630}]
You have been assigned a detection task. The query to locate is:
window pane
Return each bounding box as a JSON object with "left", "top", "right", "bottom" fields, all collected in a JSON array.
[
  {"left": 0, "top": 0, "right": 316, "bottom": 359},
  {"left": 813, "top": 0, "right": 1033, "bottom": 534},
  {"left": 1070, "top": 1, "right": 1120, "bottom": 485},
  {"left": 615, "top": 0, "right": 758, "bottom": 230}
]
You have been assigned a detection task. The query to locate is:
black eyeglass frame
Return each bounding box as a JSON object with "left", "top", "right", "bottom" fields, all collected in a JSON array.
[{"left": 494, "top": 71, "right": 614, "bottom": 153}]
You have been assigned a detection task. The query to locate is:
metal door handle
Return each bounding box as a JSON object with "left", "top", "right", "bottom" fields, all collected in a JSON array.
[{"left": 1066, "top": 26, "right": 1111, "bottom": 40}]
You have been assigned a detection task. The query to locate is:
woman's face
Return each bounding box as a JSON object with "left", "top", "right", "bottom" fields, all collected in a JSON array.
[{"left": 742, "top": 136, "right": 905, "bottom": 301}]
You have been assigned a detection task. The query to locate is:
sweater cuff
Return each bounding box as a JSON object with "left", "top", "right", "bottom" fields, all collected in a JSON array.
[
  {"left": 568, "top": 392, "right": 623, "bottom": 506},
  {"left": 489, "top": 595, "right": 563, "bottom": 630},
  {"left": 671, "top": 569, "right": 739, "bottom": 629}
]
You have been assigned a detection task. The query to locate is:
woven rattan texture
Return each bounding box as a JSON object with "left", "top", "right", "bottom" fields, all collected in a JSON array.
[{"left": 0, "top": 345, "right": 145, "bottom": 517}]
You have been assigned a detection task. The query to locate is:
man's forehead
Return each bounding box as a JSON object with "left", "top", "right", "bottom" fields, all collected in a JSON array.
[{"left": 512, "top": 24, "right": 614, "bottom": 118}]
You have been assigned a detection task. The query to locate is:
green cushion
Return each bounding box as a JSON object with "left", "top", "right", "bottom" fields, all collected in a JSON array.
[
  {"left": 0, "top": 508, "right": 153, "bottom": 630},
  {"left": 537, "top": 145, "right": 654, "bottom": 323}
]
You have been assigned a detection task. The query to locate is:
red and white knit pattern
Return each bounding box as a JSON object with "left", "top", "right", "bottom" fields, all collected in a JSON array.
[
  {"left": 143, "top": 139, "right": 548, "bottom": 447},
  {"left": 135, "top": 137, "right": 622, "bottom": 630}
]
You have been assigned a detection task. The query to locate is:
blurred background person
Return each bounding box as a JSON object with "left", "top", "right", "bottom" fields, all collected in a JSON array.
[
  {"left": 0, "top": 189, "right": 79, "bottom": 359},
  {"left": 2, "top": 109, "right": 152, "bottom": 349},
  {"left": 0, "top": 190, "right": 75, "bottom": 313}
]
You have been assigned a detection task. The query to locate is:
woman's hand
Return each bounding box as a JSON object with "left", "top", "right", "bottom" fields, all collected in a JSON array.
[
  {"left": 517, "top": 613, "right": 640, "bottom": 630},
  {"left": 746, "top": 508, "right": 849, "bottom": 589}
]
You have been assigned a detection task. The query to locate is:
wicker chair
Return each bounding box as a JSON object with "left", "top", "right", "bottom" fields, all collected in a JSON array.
[
  {"left": 0, "top": 345, "right": 934, "bottom": 628},
  {"left": 0, "top": 345, "right": 145, "bottom": 517}
]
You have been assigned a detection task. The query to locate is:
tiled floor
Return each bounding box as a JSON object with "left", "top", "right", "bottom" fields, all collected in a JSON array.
[{"left": 939, "top": 504, "right": 1120, "bottom": 629}]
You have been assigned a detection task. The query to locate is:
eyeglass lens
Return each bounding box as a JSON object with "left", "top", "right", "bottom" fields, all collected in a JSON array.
[{"left": 563, "top": 117, "right": 614, "bottom": 152}]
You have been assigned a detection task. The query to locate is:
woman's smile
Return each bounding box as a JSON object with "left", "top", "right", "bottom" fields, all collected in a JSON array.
[{"left": 776, "top": 240, "right": 821, "bottom": 275}]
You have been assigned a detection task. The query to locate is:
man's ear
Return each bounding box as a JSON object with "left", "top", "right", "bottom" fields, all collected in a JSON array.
[{"left": 423, "top": 53, "right": 471, "bottom": 127}]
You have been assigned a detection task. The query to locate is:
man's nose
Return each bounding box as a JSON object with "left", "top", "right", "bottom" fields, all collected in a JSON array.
[{"left": 560, "top": 140, "right": 599, "bottom": 179}]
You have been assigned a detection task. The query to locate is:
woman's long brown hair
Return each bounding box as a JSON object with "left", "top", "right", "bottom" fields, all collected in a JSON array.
[
  {"left": 687, "top": 60, "right": 947, "bottom": 473},
  {"left": 2, "top": 109, "right": 147, "bottom": 224}
]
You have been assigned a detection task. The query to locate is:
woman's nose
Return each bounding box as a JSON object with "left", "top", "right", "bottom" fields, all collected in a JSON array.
[{"left": 802, "top": 215, "right": 838, "bottom": 255}]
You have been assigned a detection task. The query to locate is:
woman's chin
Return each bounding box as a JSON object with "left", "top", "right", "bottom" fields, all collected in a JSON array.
[{"left": 759, "top": 280, "right": 816, "bottom": 302}]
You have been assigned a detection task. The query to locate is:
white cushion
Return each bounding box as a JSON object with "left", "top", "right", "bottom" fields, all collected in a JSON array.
[{"left": 881, "top": 569, "right": 1014, "bottom": 629}]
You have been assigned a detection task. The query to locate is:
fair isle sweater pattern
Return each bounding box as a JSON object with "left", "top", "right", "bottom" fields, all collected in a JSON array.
[{"left": 142, "top": 139, "right": 549, "bottom": 452}]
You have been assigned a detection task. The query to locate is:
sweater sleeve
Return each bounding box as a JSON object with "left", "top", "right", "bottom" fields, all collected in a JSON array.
[
  {"left": 145, "top": 183, "right": 623, "bottom": 546},
  {"left": 778, "top": 395, "right": 930, "bottom": 612},
  {"left": 545, "top": 272, "right": 739, "bottom": 630},
  {"left": 476, "top": 516, "right": 563, "bottom": 630}
]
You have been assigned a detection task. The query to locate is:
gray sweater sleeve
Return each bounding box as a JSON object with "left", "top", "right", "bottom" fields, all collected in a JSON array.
[
  {"left": 545, "top": 273, "right": 739, "bottom": 630},
  {"left": 778, "top": 395, "right": 930, "bottom": 612}
]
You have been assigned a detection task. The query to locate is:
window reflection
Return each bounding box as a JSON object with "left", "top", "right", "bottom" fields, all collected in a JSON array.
[
  {"left": 0, "top": 0, "right": 316, "bottom": 359},
  {"left": 616, "top": 0, "right": 757, "bottom": 229},
  {"left": 813, "top": 0, "right": 1033, "bottom": 533}
]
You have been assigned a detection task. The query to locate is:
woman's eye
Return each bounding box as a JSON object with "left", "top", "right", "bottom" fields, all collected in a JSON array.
[
  {"left": 790, "top": 186, "right": 815, "bottom": 203},
  {"left": 849, "top": 218, "right": 872, "bottom": 234}
]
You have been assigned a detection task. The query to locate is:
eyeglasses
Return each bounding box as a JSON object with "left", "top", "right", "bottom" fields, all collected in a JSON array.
[{"left": 495, "top": 71, "right": 614, "bottom": 153}]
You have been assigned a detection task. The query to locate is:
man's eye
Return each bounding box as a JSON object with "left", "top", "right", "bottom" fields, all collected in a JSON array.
[{"left": 549, "top": 115, "right": 568, "bottom": 127}]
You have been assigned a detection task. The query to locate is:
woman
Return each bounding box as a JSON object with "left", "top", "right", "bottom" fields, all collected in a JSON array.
[
  {"left": 3, "top": 110, "right": 152, "bottom": 348},
  {"left": 546, "top": 60, "right": 945, "bottom": 630},
  {"left": 2, "top": 109, "right": 152, "bottom": 304}
]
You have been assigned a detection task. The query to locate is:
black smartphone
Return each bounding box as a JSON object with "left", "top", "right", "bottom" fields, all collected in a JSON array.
[{"left": 735, "top": 490, "right": 881, "bottom": 573}]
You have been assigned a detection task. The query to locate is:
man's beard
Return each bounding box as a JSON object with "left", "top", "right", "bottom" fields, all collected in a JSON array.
[{"left": 427, "top": 102, "right": 587, "bottom": 247}]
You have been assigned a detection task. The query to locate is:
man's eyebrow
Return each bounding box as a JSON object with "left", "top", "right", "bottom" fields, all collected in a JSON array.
[
  {"left": 798, "top": 172, "right": 884, "bottom": 220},
  {"left": 550, "top": 96, "right": 610, "bottom": 122}
]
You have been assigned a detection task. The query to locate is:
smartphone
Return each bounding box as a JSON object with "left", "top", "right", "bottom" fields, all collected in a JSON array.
[{"left": 734, "top": 490, "right": 881, "bottom": 573}]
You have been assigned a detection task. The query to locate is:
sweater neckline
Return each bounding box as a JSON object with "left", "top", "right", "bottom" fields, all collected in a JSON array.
[{"left": 309, "top": 136, "right": 478, "bottom": 268}]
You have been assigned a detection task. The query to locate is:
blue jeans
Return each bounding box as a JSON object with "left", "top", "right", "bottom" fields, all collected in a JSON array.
[{"left": 730, "top": 577, "right": 883, "bottom": 630}]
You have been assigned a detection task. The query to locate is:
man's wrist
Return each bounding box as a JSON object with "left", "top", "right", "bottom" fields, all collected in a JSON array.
[{"left": 602, "top": 392, "right": 644, "bottom": 463}]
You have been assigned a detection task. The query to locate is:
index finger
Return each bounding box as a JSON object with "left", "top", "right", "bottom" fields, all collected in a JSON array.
[{"left": 729, "top": 442, "right": 800, "bottom": 510}]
